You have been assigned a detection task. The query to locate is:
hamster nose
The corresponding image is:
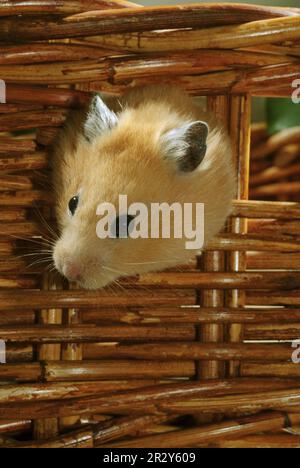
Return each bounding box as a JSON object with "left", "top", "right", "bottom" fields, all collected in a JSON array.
[{"left": 63, "top": 261, "right": 82, "bottom": 282}]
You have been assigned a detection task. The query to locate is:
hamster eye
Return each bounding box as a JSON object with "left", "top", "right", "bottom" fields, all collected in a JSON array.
[
  {"left": 68, "top": 195, "right": 79, "bottom": 216},
  {"left": 115, "top": 214, "right": 135, "bottom": 238}
]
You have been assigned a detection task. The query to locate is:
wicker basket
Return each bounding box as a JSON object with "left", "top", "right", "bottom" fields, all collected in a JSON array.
[{"left": 0, "top": 0, "right": 300, "bottom": 448}]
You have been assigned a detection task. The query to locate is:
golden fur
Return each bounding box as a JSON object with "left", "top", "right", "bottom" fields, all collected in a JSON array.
[{"left": 52, "top": 85, "right": 235, "bottom": 289}]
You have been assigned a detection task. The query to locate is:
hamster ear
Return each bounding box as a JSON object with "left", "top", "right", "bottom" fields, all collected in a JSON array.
[
  {"left": 161, "top": 121, "right": 208, "bottom": 172},
  {"left": 84, "top": 94, "right": 118, "bottom": 142}
]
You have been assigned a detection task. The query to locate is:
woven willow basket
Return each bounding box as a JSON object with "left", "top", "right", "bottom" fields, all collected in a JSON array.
[{"left": 0, "top": 0, "right": 300, "bottom": 448}]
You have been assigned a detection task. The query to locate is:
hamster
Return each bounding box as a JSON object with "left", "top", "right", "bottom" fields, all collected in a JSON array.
[{"left": 52, "top": 85, "right": 235, "bottom": 289}]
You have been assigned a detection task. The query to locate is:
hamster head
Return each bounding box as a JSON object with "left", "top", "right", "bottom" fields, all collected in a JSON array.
[{"left": 52, "top": 87, "right": 235, "bottom": 289}]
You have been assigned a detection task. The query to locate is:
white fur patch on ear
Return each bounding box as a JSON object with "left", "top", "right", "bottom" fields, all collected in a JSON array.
[
  {"left": 84, "top": 95, "right": 118, "bottom": 142},
  {"left": 161, "top": 120, "right": 209, "bottom": 172}
]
